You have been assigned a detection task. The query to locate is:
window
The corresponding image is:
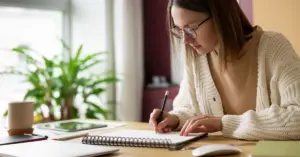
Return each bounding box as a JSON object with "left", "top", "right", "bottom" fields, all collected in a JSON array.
[
  {"left": 0, "top": 6, "right": 64, "bottom": 116},
  {"left": 0, "top": 0, "right": 110, "bottom": 119}
]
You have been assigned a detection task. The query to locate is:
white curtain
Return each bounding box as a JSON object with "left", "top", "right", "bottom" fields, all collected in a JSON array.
[{"left": 113, "top": 0, "right": 144, "bottom": 121}]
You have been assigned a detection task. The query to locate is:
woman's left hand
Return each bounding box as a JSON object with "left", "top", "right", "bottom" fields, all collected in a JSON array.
[{"left": 180, "top": 115, "right": 223, "bottom": 136}]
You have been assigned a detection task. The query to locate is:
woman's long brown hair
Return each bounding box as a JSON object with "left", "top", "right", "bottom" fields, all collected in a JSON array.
[{"left": 167, "top": 0, "right": 254, "bottom": 69}]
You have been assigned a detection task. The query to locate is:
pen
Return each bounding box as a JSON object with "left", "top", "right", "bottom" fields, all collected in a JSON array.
[
  {"left": 24, "top": 133, "right": 48, "bottom": 138},
  {"left": 156, "top": 90, "right": 169, "bottom": 124},
  {"left": 51, "top": 132, "right": 89, "bottom": 141}
]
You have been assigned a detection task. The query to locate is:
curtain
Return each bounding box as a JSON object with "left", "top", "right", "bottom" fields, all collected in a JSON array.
[{"left": 112, "top": 0, "right": 144, "bottom": 121}]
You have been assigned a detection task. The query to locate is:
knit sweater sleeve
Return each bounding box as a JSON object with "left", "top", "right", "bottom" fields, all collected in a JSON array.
[
  {"left": 222, "top": 32, "right": 300, "bottom": 140},
  {"left": 169, "top": 69, "right": 197, "bottom": 129}
]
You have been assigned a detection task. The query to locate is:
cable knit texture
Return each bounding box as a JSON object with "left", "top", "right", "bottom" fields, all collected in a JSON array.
[{"left": 169, "top": 31, "right": 300, "bottom": 140}]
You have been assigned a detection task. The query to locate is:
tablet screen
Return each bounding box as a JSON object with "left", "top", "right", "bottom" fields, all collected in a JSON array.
[{"left": 37, "top": 121, "right": 107, "bottom": 132}]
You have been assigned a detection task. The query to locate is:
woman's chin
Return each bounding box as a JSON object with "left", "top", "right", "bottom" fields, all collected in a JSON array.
[{"left": 194, "top": 48, "right": 210, "bottom": 55}]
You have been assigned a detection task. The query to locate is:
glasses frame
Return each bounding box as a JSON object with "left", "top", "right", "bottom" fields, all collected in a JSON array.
[{"left": 171, "top": 16, "right": 211, "bottom": 39}]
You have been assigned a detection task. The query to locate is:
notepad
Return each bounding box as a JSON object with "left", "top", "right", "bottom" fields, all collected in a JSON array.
[
  {"left": 0, "top": 140, "right": 119, "bottom": 157},
  {"left": 82, "top": 129, "right": 207, "bottom": 149},
  {"left": 251, "top": 141, "right": 300, "bottom": 157}
]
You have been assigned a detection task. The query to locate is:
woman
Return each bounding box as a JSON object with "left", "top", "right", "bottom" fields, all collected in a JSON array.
[{"left": 149, "top": 0, "right": 300, "bottom": 140}]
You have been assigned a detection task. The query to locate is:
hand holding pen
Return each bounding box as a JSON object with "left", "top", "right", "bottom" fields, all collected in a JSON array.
[{"left": 149, "top": 90, "right": 180, "bottom": 133}]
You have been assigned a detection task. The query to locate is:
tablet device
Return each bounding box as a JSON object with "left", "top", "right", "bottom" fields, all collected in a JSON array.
[{"left": 37, "top": 121, "right": 107, "bottom": 132}]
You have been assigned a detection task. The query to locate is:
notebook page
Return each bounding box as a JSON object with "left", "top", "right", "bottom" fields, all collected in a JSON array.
[{"left": 103, "top": 130, "right": 205, "bottom": 144}]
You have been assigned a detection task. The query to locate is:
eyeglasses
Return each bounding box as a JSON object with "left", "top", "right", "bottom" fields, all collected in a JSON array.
[{"left": 170, "top": 17, "right": 210, "bottom": 39}]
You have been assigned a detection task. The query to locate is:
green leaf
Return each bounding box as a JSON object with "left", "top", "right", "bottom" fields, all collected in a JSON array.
[
  {"left": 68, "top": 60, "right": 80, "bottom": 83},
  {"left": 59, "top": 39, "right": 73, "bottom": 63},
  {"left": 80, "top": 60, "right": 103, "bottom": 71},
  {"left": 24, "top": 89, "right": 44, "bottom": 100},
  {"left": 54, "top": 96, "right": 61, "bottom": 106},
  {"left": 27, "top": 73, "right": 42, "bottom": 88},
  {"left": 75, "top": 45, "right": 83, "bottom": 61},
  {"left": 59, "top": 39, "right": 71, "bottom": 52},
  {"left": 75, "top": 78, "right": 91, "bottom": 86},
  {"left": 43, "top": 57, "right": 56, "bottom": 76},
  {"left": 51, "top": 78, "right": 63, "bottom": 89},
  {"left": 12, "top": 46, "right": 37, "bottom": 64},
  {"left": 85, "top": 101, "right": 107, "bottom": 118},
  {"left": 12, "top": 46, "right": 30, "bottom": 54},
  {"left": 34, "top": 102, "right": 43, "bottom": 111},
  {"left": 43, "top": 57, "right": 54, "bottom": 68},
  {"left": 72, "top": 106, "right": 79, "bottom": 119},
  {"left": 85, "top": 108, "right": 98, "bottom": 119},
  {"left": 89, "top": 77, "right": 119, "bottom": 87},
  {"left": 80, "top": 52, "right": 104, "bottom": 65},
  {"left": 3, "top": 110, "right": 8, "bottom": 117},
  {"left": 89, "top": 88, "right": 105, "bottom": 95},
  {"left": 59, "top": 62, "right": 70, "bottom": 84}
]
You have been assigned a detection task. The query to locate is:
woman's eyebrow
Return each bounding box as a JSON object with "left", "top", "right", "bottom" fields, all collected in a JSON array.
[{"left": 173, "top": 19, "right": 203, "bottom": 28}]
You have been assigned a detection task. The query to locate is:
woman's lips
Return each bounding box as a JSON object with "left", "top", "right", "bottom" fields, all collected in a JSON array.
[{"left": 192, "top": 45, "right": 201, "bottom": 49}]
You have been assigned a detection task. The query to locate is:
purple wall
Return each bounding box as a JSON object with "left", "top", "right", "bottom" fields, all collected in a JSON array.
[
  {"left": 143, "top": 0, "right": 171, "bottom": 85},
  {"left": 239, "top": 0, "right": 253, "bottom": 24}
]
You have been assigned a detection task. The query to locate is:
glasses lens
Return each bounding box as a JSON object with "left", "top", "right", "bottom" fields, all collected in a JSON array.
[
  {"left": 171, "top": 28, "right": 182, "bottom": 39},
  {"left": 184, "top": 28, "right": 196, "bottom": 38}
]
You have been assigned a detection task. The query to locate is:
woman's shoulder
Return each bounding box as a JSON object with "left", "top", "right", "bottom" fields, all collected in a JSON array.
[
  {"left": 259, "top": 31, "right": 292, "bottom": 48},
  {"left": 258, "top": 30, "right": 300, "bottom": 80},
  {"left": 259, "top": 30, "right": 298, "bottom": 63}
]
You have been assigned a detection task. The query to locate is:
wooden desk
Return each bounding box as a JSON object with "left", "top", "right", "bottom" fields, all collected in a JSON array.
[{"left": 69, "top": 122, "right": 256, "bottom": 157}]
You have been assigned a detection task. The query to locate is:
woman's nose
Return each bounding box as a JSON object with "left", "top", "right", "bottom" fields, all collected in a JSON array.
[{"left": 183, "top": 32, "right": 194, "bottom": 44}]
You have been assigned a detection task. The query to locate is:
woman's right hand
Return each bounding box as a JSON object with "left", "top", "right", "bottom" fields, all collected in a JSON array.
[{"left": 149, "top": 109, "right": 180, "bottom": 133}]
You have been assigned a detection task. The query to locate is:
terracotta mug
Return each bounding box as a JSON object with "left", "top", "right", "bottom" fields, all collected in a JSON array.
[{"left": 7, "top": 101, "right": 34, "bottom": 135}]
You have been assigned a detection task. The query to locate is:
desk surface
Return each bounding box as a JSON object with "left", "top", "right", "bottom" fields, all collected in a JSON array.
[{"left": 69, "top": 122, "right": 256, "bottom": 157}]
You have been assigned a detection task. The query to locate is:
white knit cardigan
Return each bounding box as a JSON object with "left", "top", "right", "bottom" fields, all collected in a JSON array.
[{"left": 169, "top": 31, "right": 300, "bottom": 140}]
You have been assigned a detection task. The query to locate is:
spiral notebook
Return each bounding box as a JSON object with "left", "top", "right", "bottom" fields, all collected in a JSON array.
[{"left": 82, "top": 129, "right": 207, "bottom": 149}]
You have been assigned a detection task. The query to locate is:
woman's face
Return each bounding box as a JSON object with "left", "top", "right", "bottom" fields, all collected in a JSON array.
[{"left": 171, "top": 6, "right": 218, "bottom": 54}]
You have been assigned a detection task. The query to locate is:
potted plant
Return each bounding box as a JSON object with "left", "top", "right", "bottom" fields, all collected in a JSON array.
[{"left": 1, "top": 41, "right": 118, "bottom": 122}]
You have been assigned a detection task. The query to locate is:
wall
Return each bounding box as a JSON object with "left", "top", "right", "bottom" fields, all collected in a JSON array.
[
  {"left": 143, "top": 0, "right": 171, "bottom": 85},
  {"left": 253, "top": 0, "right": 300, "bottom": 54},
  {"left": 239, "top": 0, "right": 253, "bottom": 24}
]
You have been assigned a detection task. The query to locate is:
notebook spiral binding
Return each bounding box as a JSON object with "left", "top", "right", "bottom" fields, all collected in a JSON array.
[{"left": 82, "top": 135, "right": 172, "bottom": 148}]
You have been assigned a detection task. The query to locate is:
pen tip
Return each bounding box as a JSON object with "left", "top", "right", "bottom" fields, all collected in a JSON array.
[{"left": 165, "top": 90, "right": 169, "bottom": 95}]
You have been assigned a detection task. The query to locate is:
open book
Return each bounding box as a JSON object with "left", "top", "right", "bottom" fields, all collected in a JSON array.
[{"left": 82, "top": 129, "right": 207, "bottom": 149}]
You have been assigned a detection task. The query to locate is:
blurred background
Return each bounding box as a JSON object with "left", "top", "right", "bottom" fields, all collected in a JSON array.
[{"left": 0, "top": 0, "right": 299, "bottom": 123}]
